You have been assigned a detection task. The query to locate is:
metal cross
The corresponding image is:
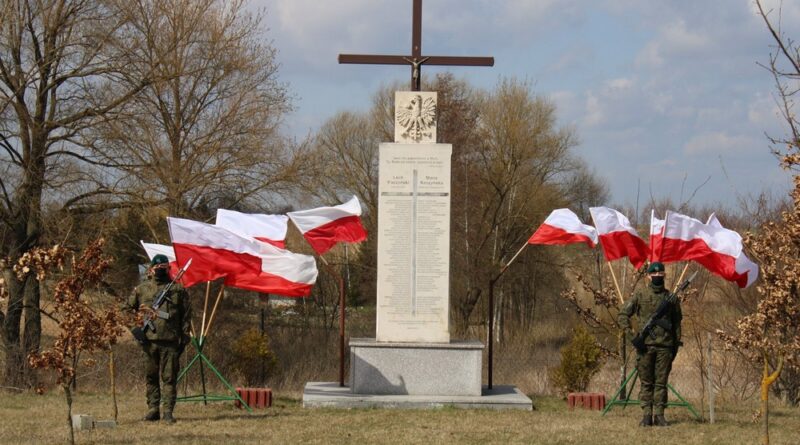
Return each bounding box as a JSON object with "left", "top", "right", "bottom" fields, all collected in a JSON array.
[{"left": 338, "top": 0, "right": 494, "bottom": 91}]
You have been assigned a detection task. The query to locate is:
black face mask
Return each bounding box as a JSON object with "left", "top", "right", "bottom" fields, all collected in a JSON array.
[
  {"left": 154, "top": 268, "right": 170, "bottom": 283},
  {"left": 651, "top": 276, "right": 665, "bottom": 287}
]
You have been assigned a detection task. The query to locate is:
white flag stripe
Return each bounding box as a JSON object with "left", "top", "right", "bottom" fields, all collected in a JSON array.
[
  {"left": 287, "top": 195, "right": 362, "bottom": 234},
  {"left": 650, "top": 210, "right": 665, "bottom": 235},
  {"left": 544, "top": 209, "right": 599, "bottom": 243},
  {"left": 707, "top": 213, "right": 759, "bottom": 286},
  {"left": 140, "top": 241, "right": 176, "bottom": 262},
  {"left": 257, "top": 241, "right": 318, "bottom": 284},
  {"left": 589, "top": 206, "right": 640, "bottom": 236},
  {"left": 665, "top": 211, "right": 742, "bottom": 257},
  {"left": 170, "top": 217, "right": 264, "bottom": 255},
  {"left": 215, "top": 209, "right": 288, "bottom": 241}
]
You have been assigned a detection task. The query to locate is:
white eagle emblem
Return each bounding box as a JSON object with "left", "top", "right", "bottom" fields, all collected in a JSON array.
[{"left": 396, "top": 94, "right": 437, "bottom": 143}]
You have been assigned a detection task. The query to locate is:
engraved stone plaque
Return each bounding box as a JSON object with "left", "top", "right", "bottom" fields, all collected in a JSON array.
[
  {"left": 394, "top": 91, "right": 437, "bottom": 144},
  {"left": 376, "top": 142, "right": 451, "bottom": 343}
]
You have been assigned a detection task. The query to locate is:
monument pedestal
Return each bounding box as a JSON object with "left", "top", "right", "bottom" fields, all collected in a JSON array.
[
  {"left": 302, "top": 338, "right": 533, "bottom": 410},
  {"left": 349, "top": 338, "right": 482, "bottom": 396}
]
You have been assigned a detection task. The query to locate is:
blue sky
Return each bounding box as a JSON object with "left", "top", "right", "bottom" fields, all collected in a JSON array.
[{"left": 257, "top": 0, "right": 798, "bottom": 209}]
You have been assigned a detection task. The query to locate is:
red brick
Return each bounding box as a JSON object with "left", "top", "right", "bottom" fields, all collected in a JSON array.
[
  {"left": 567, "top": 392, "right": 606, "bottom": 411},
  {"left": 235, "top": 387, "right": 273, "bottom": 409}
]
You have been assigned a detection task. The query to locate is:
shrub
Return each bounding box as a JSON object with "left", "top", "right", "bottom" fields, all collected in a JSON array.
[
  {"left": 230, "top": 328, "right": 278, "bottom": 386},
  {"left": 549, "top": 325, "right": 605, "bottom": 396}
]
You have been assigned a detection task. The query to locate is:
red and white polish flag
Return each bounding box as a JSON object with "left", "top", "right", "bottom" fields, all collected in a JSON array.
[
  {"left": 705, "top": 214, "right": 758, "bottom": 288},
  {"left": 528, "top": 208, "right": 598, "bottom": 247},
  {"left": 168, "top": 217, "right": 317, "bottom": 296},
  {"left": 287, "top": 196, "right": 368, "bottom": 255},
  {"left": 660, "top": 211, "right": 742, "bottom": 281},
  {"left": 649, "top": 210, "right": 665, "bottom": 262},
  {"left": 140, "top": 241, "right": 183, "bottom": 282},
  {"left": 589, "top": 206, "right": 649, "bottom": 269},
  {"left": 226, "top": 241, "right": 319, "bottom": 297},
  {"left": 215, "top": 209, "right": 289, "bottom": 249}
]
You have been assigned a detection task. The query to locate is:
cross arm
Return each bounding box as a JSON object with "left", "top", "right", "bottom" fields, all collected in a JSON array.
[
  {"left": 338, "top": 54, "right": 409, "bottom": 65},
  {"left": 424, "top": 56, "right": 494, "bottom": 67},
  {"left": 338, "top": 54, "right": 494, "bottom": 67}
]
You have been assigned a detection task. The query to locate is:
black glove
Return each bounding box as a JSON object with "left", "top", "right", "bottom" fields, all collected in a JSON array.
[{"left": 671, "top": 340, "right": 683, "bottom": 358}]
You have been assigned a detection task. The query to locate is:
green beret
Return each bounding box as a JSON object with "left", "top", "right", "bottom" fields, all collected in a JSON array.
[
  {"left": 647, "top": 262, "right": 665, "bottom": 273},
  {"left": 150, "top": 254, "right": 169, "bottom": 266}
]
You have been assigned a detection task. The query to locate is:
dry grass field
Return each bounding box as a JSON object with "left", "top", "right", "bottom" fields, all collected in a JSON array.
[{"left": 1, "top": 390, "right": 798, "bottom": 444}]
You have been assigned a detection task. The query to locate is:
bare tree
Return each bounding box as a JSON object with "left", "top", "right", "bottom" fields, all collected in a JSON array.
[
  {"left": 715, "top": 3, "right": 800, "bottom": 444},
  {"left": 0, "top": 0, "right": 152, "bottom": 387},
  {"left": 89, "top": 0, "right": 300, "bottom": 219},
  {"left": 451, "top": 78, "right": 580, "bottom": 333}
]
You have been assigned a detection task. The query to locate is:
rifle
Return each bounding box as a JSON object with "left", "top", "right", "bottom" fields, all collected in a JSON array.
[
  {"left": 631, "top": 270, "right": 697, "bottom": 355},
  {"left": 131, "top": 259, "right": 192, "bottom": 346}
]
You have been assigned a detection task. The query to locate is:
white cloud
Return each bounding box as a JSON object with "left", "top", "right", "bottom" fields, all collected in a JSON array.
[
  {"left": 607, "top": 77, "right": 633, "bottom": 90},
  {"left": 635, "top": 19, "right": 712, "bottom": 69},
  {"left": 584, "top": 92, "right": 604, "bottom": 127},
  {"left": 683, "top": 132, "right": 761, "bottom": 156}
]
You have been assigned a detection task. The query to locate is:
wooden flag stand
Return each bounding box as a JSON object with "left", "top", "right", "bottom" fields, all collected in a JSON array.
[{"left": 176, "top": 283, "right": 252, "bottom": 412}]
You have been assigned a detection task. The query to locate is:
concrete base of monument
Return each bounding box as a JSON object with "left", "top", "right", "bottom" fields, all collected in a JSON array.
[
  {"left": 349, "top": 338, "right": 483, "bottom": 396},
  {"left": 302, "top": 382, "right": 533, "bottom": 410}
]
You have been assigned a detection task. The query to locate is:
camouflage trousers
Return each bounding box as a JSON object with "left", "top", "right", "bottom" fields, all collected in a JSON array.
[
  {"left": 143, "top": 341, "right": 181, "bottom": 412},
  {"left": 636, "top": 346, "right": 674, "bottom": 415}
]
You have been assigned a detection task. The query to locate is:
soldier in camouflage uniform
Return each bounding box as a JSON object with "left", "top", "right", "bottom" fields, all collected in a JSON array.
[
  {"left": 126, "top": 254, "right": 192, "bottom": 424},
  {"left": 617, "top": 262, "right": 682, "bottom": 427}
]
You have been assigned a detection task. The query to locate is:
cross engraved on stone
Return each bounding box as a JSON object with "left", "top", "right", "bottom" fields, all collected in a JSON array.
[
  {"left": 338, "top": 0, "right": 494, "bottom": 91},
  {"left": 411, "top": 169, "right": 418, "bottom": 316}
]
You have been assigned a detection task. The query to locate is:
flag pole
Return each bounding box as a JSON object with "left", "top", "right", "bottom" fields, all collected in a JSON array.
[
  {"left": 203, "top": 285, "right": 225, "bottom": 343},
  {"left": 673, "top": 262, "right": 690, "bottom": 292},
  {"left": 502, "top": 242, "right": 529, "bottom": 275},
  {"left": 606, "top": 262, "right": 625, "bottom": 304},
  {"left": 318, "top": 255, "right": 347, "bottom": 388},
  {"left": 488, "top": 241, "right": 529, "bottom": 390},
  {"left": 200, "top": 281, "right": 211, "bottom": 339}
]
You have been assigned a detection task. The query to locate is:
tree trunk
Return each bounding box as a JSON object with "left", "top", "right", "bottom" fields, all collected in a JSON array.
[
  {"left": 3, "top": 150, "right": 45, "bottom": 387},
  {"left": 23, "top": 275, "right": 42, "bottom": 385},
  {"left": 109, "top": 348, "right": 118, "bottom": 422},
  {"left": 2, "top": 267, "right": 24, "bottom": 387},
  {"left": 64, "top": 383, "right": 75, "bottom": 445}
]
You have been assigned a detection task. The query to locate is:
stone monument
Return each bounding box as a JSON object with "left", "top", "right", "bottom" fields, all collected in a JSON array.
[{"left": 303, "top": 92, "right": 532, "bottom": 409}]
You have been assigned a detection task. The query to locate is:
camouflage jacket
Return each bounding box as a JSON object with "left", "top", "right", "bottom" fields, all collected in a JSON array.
[
  {"left": 618, "top": 283, "right": 682, "bottom": 348},
  {"left": 126, "top": 279, "right": 192, "bottom": 343}
]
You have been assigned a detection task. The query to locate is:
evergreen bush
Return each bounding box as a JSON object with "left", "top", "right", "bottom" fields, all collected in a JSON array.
[{"left": 550, "top": 325, "right": 605, "bottom": 396}]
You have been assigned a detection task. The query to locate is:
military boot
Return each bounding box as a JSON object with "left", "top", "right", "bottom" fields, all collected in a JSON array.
[
  {"left": 143, "top": 408, "right": 160, "bottom": 421},
  {"left": 161, "top": 411, "right": 176, "bottom": 424},
  {"left": 639, "top": 414, "right": 653, "bottom": 427},
  {"left": 653, "top": 414, "right": 669, "bottom": 427}
]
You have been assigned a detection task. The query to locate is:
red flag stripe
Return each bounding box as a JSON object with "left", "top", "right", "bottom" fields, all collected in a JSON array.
[
  {"left": 528, "top": 223, "right": 596, "bottom": 247},
  {"left": 172, "top": 242, "right": 263, "bottom": 288},
  {"left": 224, "top": 270, "right": 313, "bottom": 297},
  {"left": 254, "top": 237, "right": 286, "bottom": 249},
  {"left": 301, "top": 215, "right": 368, "bottom": 255},
  {"left": 598, "top": 232, "right": 648, "bottom": 269}
]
